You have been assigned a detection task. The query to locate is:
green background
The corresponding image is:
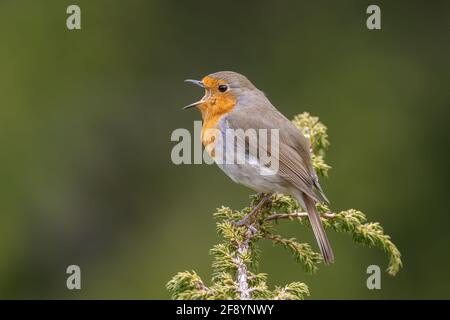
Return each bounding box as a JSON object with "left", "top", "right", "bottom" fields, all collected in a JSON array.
[{"left": 0, "top": 0, "right": 449, "bottom": 299}]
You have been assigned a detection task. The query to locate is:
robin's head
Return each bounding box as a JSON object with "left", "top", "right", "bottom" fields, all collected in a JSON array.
[{"left": 183, "top": 71, "right": 257, "bottom": 113}]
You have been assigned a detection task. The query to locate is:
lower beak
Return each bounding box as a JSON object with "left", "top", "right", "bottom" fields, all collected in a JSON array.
[
  {"left": 182, "top": 100, "right": 204, "bottom": 110},
  {"left": 183, "top": 79, "right": 206, "bottom": 110}
]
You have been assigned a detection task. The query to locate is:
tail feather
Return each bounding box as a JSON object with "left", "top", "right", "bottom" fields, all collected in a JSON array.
[
  {"left": 313, "top": 179, "right": 330, "bottom": 204},
  {"left": 303, "top": 196, "right": 335, "bottom": 264}
]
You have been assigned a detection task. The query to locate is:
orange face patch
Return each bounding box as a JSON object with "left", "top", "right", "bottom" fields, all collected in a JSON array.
[
  {"left": 201, "top": 76, "right": 222, "bottom": 90},
  {"left": 198, "top": 76, "right": 237, "bottom": 151}
]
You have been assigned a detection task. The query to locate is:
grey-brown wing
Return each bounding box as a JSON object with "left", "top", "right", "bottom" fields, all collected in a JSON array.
[{"left": 226, "top": 100, "right": 320, "bottom": 202}]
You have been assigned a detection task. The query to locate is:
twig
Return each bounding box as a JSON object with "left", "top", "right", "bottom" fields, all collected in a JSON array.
[
  {"left": 193, "top": 278, "right": 213, "bottom": 296},
  {"left": 234, "top": 210, "right": 335, "bottom": 299},
  {"left": 265, "top": 211, "right": 336, "bottom": 222},
  {"left": 234, "top": 226, "right": 257, "bottom": 300}
]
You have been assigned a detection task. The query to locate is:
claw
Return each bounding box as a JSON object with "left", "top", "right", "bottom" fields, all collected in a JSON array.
[{"left": 233, "top": 193, "right": 272, "bottom": 227}]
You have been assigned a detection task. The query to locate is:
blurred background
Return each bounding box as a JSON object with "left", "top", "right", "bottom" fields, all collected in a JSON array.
[{"left": 0, "top": 0, "right": 449, "bottom": 299}]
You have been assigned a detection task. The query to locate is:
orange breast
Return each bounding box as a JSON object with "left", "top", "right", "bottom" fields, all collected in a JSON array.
[{"left": 199, "top": 94, "right": 236, "bottom": 158}]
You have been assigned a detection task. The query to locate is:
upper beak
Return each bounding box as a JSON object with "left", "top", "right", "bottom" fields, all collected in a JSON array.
[
  {"left": 183, "top": 79, "right": 205, "bottom": 110},
  {"left": 184, "top": 79, "right": 205, "bottom": 88}
]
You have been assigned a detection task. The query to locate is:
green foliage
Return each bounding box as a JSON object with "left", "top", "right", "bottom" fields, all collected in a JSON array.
[
  {"left": 292, "top": 112, "right": 330, "bottom": 157},
  {"left": 323, "top": 208, "right": 402, "bottom": 276},
  {"left": 167, "top": 112, "right": 402, "bottom": 300},
  {"left": 311, "top": 154, "right": 331, "bottom": 177},
  {"left": 272, "top": 282, "right": 310, "bottom": 300},
  {"left": 266, "top": 234, "right": 322, "bottom": 274},
  {"left": 166, "top": 271, "right": 213, "bottom": 300}
]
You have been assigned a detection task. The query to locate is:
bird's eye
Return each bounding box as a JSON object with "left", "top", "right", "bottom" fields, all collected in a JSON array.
[{"left": 218, "top": 84, "right": 228, "bottom": 92}]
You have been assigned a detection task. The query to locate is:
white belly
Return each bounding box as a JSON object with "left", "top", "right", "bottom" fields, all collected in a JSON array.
[
  {"left": 218, "top": 161, "right": 285, "bottom": 193},
  {"left": 212, "top": 119, "right": 287, "bottom": 193}
]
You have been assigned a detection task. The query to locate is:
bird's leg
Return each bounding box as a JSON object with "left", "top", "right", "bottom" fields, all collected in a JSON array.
[{"left": 234, "top": 193, "right": 272, "bottom": 226}]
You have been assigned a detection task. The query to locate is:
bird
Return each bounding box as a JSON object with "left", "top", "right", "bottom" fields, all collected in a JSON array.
[{"left": 183, "top": 71, "right": 334, "bottom": 264}]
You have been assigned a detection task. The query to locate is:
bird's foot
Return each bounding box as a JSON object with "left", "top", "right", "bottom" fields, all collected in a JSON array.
[{"left": 234, "top": 193, "right": 272, "bottom": 227}]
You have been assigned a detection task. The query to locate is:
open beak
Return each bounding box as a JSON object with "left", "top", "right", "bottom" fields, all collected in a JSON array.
[{"left": 183, "top": 79, "right": 205, "bottom": 110}]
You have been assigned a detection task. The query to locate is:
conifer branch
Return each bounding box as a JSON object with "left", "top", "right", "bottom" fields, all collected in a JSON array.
[
  {"left": 265, "top": 211, "right": 335, "bottom": 222},
  {"left": 167, "top": 112, "right": 403, "bottom": 300},
  {"left": 235, "top": 226, "right": 257, "bottom": 300}
]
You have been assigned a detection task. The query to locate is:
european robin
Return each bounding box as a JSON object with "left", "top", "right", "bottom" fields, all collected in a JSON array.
[{"left": 184, "top": 71, "right": 334, "bottom": 264}]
